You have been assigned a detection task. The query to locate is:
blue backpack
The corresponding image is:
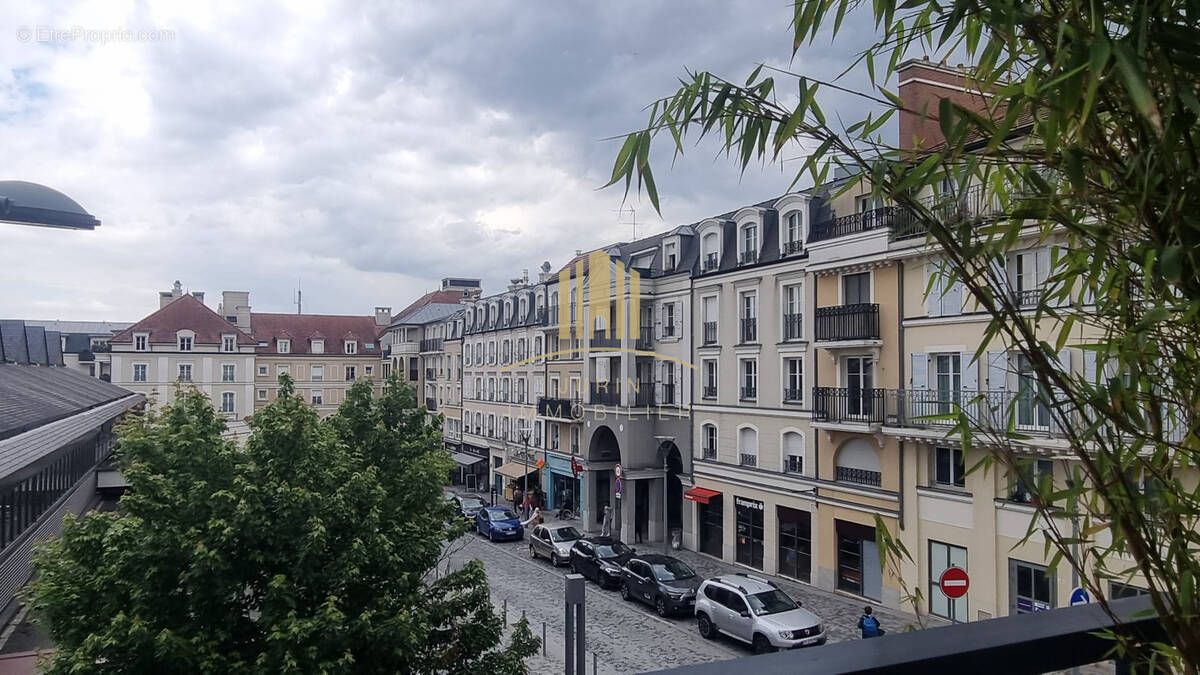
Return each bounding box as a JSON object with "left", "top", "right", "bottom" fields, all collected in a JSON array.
[{"left": 861, "top": 614, "right": 882, "bottom": 637}]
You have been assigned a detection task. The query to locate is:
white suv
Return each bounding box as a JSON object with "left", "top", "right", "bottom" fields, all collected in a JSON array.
[{"left": 694, "top": 573, "right": 826, "bottom": 653}]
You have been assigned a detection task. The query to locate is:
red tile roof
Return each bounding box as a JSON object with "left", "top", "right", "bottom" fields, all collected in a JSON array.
[
  {"left": 111, "top": 295, "right": 253, "bottom": 344},
  {"left": 250, "top": 313, "right": 384, "bottom": 356},
  {"left": 395, "top": 289, "right": 469, "bottom": 319}
]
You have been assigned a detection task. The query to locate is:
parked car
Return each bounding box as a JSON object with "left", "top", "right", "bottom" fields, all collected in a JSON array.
[
  {"left": 618, "top": 554, "right": 701, "bottom": 617},
  {"left": 528, "top": 524, "right": 583, "bottom": 566},
  {"left": 568, "top": 537, "right": 634, "bottom": 588},
  {"left": 694, "top": 573, "right": 825, "bottom": 653},
  {"left": 475, "top": 506, "right": 524, "bottom": 542},
  {"left": 452, "top": 494, "right": 488, "bottom": 520}
]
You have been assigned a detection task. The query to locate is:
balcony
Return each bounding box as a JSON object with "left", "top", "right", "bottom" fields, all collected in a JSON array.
[
  {"left": 701, "top": 253, "right": 719, "bottom": 273},
  {"left": 702, "top": 445, "right": 717, "bottom": 460},
  {"left": 740, "top": 385, "right": 757, "bottom": 400},
  {"left": 739, "top": 453, "right": 758, "bottom": 467},
  {"left": 783, "top": 313, "right": 803, "bottom": 341},
  {"left": 812, "top": 386, "right": 886, "bottom": 424},
  {"left": 636, "top": 326, "right": 653, "bottom": 351},
  {"left": 634, "top": 385, "right": 655, "bottom": 407},
  {"left": 835, "top": 466, "right": 881, "bottom": 486},
  {"left": 591, "top": 330, "right": 621, "bottom": 349},
  {"left": 425, "top": 397, "right": 438, "bottom": 411},
  {"left": 814, "top": 303, "right": 880, "bottom": 342},
  {"left": 883, "top": 388, "right": 1057, "bottom": 435},
  {"left": 782, "top": 239, "right": 804, "bottom": 256},
  {"left": 702, "top": 322, "right": 717, "bottom": 345},
  {"left": 425, "top": 368, "right": 436, "bottom": 380},
  {"left": 739, "top": 251, "right": 758, "bottom": 266},
  {"left": 739, "top": 318, "right": 757, "bottom": 343},
  {"left": 419, "top": 338, "right": 443, "bottom": 353},
  {"left": 589, "top": 382, "right": 621, "bottom": 406},
  {"left": 783, "top": 387, "right": 803, "bottom": 403},
  {"left": 808, "top": 206, "right": 905, "bottom": 243},
  {"left": 661, "top": 383, "right": 676, "bottom": 405},
  {"left": 1012, "top": 287, "right": 1041, "bottom": 308},
  {"left": 702, "top": 385, "right": 717, "bottom": 399},
  {"left": 537, "top": 396, "right": 579, "bottom": 420}
]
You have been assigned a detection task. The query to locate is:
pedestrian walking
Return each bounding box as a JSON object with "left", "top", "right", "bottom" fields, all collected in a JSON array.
[
  {"left": 522, "top": 491, "right": 533, "bottom": 519},
  {"left": 858, "top": 606, "right": 885, "bottom": 638},
  {"left": 563, "top": 487, "right": 573, "bottom": 512},
  {"left": 512, "top": 486, "right": 523, "bottom": 513},
  {"left": 521, "top": 507, "right": 542, "bottom": 529},
  {"left": 600, "top": 504, "right": 612, "bottom": 537}
]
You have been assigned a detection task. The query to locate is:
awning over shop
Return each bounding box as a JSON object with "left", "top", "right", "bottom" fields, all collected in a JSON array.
[
  {"left": 683, "top": 487, "right": 722, "bottom": 504},
  {"left": 451, "top": 452, "right": 485, "bottom": 466},
  {"left": 494, "top": 462, "right": 540, "bottom": 479}
]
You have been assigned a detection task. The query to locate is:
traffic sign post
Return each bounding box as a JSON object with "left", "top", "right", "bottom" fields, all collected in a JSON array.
[
  {"left": 614, "top": 463, "right": 623, "bottom": 480},
  {"left": 1070, "top": 587, "right": 1091, "bottom": 606},
  {"left": 939, "top": 566, "right": 969, "bottom": 625}
]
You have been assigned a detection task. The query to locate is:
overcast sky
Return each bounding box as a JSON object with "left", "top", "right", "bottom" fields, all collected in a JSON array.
[{"left": 0, "top": 1, "right": 885, "bottom": 321}]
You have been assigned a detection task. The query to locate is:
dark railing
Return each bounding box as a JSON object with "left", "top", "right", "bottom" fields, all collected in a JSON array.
[
  {"left": 702, "top": 445, "right": 717, "bottom": 460},
  {"left": 883, "top": 388, "right": 1056, "bottom": 433},
  {"left": 637, "top": 326, "right": 653, "bottom": 350},
  {"left": 589, "top": 382, "right": 621, "bottom": 406},
  {"left": 425, "top": 368, "right": 436, "bottom": 380},
  {"left": 783, "top": 313, "right": 803, "bottom": 340},
  {"left": 702, "top": 385, "right": 717, "bottom": 399},
  {"left": 783, "top": 387, "right": 803, "bottom": 403},
  {"left": 739, "top": 453, "right": 758, "bottom": 467},
  {"left": 702, "top": 321, "right": 717, "bottom": 345},
  {"left": 812, "top": 386, "right": 886, "bottom": 424},
  {"left": 782, "top": 239, "right": 804, "bottom": 255},
  {"left": 537, "top": 396, "right": 578, "bottom": 419},
  {"left": 419, "top": 338, "right": 443, "bottom": 352},
  {"left": 634, "top": 385, "right": 655, "bottom": 407},
  {"left": 739, "top": 251, "right": 758, "bottom": 265},
  {"left": 740, "top": 318, "right": 758, "bottom": 343},
  {"left": 740, "top": 386, "right": 757, "bottom": 400},
  {"left": 808, "top": 206, "right": 901, "bottom": 242},
  {"left": 534, "top": 307, "right": 548, "bottom": 325},
  {"left": 835, "top": 466, "right": 882, "bottom": 486},
  {"left": 814, "top": 303, "right": 880, "bottom": 341},
  {"left": 702, "top": 253, "right": 719, "bottom": 272},
  {"left": 1012, "top": 287, "right": 1041, "bottom": 308},
  {"left": 425, "top": 397, "right": 438, "bottom": 411},
  {"left": 661, "top": 383, "right": 676, "bottom": 405},
  {"left": 592, "top": 330, "right": 621, "bottom": 349}
]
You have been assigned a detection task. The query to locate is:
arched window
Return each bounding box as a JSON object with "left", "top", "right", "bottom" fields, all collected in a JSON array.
[
  {"left": 738, "top": 427, "right": 758, "bottom": 467},
  {"left": 739, "top": 223, "right": 758, "bottom": 263},
  {"left": 701, "top": 232, "right": 720, "bottom": 270},
  {"left": 835, "top": 438, "right": 882, "bottom": 486},
  {"left": 783, "top": 431, "right": 804, "bottom": 474},
  {"left": 534, "top": 335, "right": 543, "bottom": 356},
  {"left": 784, "top": 211, "right": 804, "bottom": 251},
  {"left": 701, "top": 423, "right": 718, "bottom": 459}
]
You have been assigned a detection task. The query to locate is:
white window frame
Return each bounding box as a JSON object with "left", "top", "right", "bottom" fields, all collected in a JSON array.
[
  {"left": 740, "top": 358, "right": 758, "bottom": 400},
  {"left": 177, "top": 363, "right": 193, "bottom": 382},
  {"left": 132, "top": 363, "right": 148, "bottom": 382},
  {"left": 276, "top": 364, "right": 290, "bottom": 377},
  {"left": 934, "top": 446, "right": 966, "bottom": 488},
  {"left": 278, "top": 339, "right": 291, "bottom": 354},
  {"left": 257, "top": 388, "right": 268, "bottom": 400},
  {"left": 220, "top": 391, "right": 236, "bottom": 414},
  {"left": 344, "top": 340, "right": 357, "bottom": 355},
  {"left": 311, "top": 339, "right": 325, "bottom": 354},
  {"left": 311, "top": 389, "right": 324, "bottom": 405},
  {"left": 178, "top": 335, "right": 193, "bottom": 352},
  {"left": 312, "top": 365, "right": 324, "bottom": 382},
  {"left": 345, "top": 365, "right": 357, "bottom": 381},
  {"left": 221, "top": 363, "right": 236, "bottom": 383},
  {"left": 134, "top": 333, "right": 149, "bottom": 351},
  {"left": 784, "top": 357, "right": 803, "bottom": 403},
  {"left": 257, "top": 364, "right": 268, "bottom": 376},
  {"left": 221, "top": 335, "right": 236, "bottom": 352}
]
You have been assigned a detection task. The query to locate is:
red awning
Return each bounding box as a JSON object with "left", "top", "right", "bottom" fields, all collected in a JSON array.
[{"left": 683, "top": 487, "right": 722, "bottom": 504}]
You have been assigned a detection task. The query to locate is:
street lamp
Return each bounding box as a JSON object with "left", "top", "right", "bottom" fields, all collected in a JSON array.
[
  {"left": 654, "top": 435, "right": 675, "bottom": 554},
  {"left": 518, "top": 428, "right": 532, "bottom": 512},
  {"left": 0, "top": 180, "right": 101, "bottom": 230}
]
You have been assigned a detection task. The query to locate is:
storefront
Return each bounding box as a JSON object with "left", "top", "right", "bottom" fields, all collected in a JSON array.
[
  {"left": 735, "top": 496, "right": 764, "bottom": 570},
  {"left": 493, "top": 460, "right": 541, "bottom": 506},
  {"left": 777, "top": 506, "right": 812, "bottom": 582},
  {"left": 546, "top": 454, "right": 581, "bottom": 512},
  {"left": 836, "top": 519, "right": 881, "bottom": 600},
  {"left": 685, "top": 487, "right": 723, "bottom": 558},
  {"left": 451, "top": 443, "right": 489, "bottom": 490}
]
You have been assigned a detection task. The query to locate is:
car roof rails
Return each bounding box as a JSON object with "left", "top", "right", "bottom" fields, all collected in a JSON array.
[{"left": 731, "top": 572, "right": 778, "bottom": 589}]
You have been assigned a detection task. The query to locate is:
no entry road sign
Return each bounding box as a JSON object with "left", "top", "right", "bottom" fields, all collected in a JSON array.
[{"left": 939, "top": 566, "right": 970, "bottom": 599}]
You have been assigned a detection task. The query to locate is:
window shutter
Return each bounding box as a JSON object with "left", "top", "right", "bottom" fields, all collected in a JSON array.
[
  {"left": 676, "top": 362, "right": 684, "bottom": 403},
  {"left": 910, "top": 353, "right": 929, "bottom": 390},
  {"left": 675, "top": 301, "right": 684, "bottom": 337},
  {"left": 960, "top": 352, "right": 979, "bottom": 391},
  {"left": 987, "top": 351, "right": 1008, "bottom": 391},
  {"left": 1083, "top": 350, "right": 1098, "bottom": 385},
  {"left": 1052, "top": 348, "right": 1074, "bottom": 432},
  {"left": 655, "top": 361, "right": 664, "bottom": 405},
  {"left": 655, "top": 303, "right": 663, "bottom": 339},
  {"left": 943, "top": 277, "right": 962, "bottom": 316},
  {"left": 926, "top": 263, "right": 943, "bottom": 317}
]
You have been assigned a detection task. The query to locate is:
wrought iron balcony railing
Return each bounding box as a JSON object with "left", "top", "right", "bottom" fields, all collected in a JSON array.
[
  {"left": 783, "top": 313, "right": 803, "bottom": 340},
  {"left": 835, "top": 466, "right": 881, "bottom": 486},
  {"left": 702, "top": 385, "right": 717, "bottom": 399},
  {"left": 702, "top": 445, "right": 717, "bottom": 460},
  {"left": 589, "top": 382, "right": 621, "bottom": 406},
  {"left": 739, "top": 453, "right": 758, "bottom": 467},
  {"left": 812, "top": 386, "right": 886, "bottom": 424},
  {"left": 702, "top": 321, "right": 717, "bottom": 345},
  {"left": 814, "top": 303, "right": 880, "bottom": 341},
  {"left": 636, "top": 326, "right": 653, "bottom": 350},
  {"left": 591, "top": 330, "right": 621, "bottom": 349},
  {"left": 701, "top": 253, "right": 719, "bottom": 272},
  {"left": 740, "top": 318, "right": 758, "bottom": 343},
  {"left": 808, "top": 206, "right": 903, "bottom": 242},
  {"left": 537, "top": 396, "right": 579, "bottom": 419},
  {"left": 782, "top": 239, "right": 804, "bottom": 255},
  {"left": 740, "top": 386, "right": 757, "bottom": 400},
  {"left": 783, "top": 387, "right": 803, "bottom": 403},
  {"left": 739, "top": 251, "right": 758, "bottom": 266},
  {"left": 419, "top": 338, "right": 443, "bottom": 352}
]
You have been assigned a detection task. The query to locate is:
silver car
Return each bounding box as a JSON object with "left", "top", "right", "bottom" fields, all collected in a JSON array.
[
  {"left": 694, "top": 573, "right": 825, "bottom": 653},
  {"left": 528, "top": 524, "right": 583, "bottom": 566}
]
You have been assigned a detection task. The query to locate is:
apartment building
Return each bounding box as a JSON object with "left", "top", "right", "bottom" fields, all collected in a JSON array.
[{"left": 24, "top": 320, "right": 132, "bottom": 380}]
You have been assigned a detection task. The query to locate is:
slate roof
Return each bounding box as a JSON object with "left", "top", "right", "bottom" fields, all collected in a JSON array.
[
  {"left": 24, "top": 320, "right": 132, "bottom": 336},
  {"left": 250, "top": 313, "right": 384, "bottom": 356},
  {"left": 0, "top": 363, "right": 134, "bottom": 441},
  {"left": 111, "top": 294, "right": 254, "bottom": 345},
  {"left": 392, "top": 302, "right": 463, "bottom": 326},
  {"left": 0, "top": 320, "right": 62, "bottom": 366},
  {"left": 393, "top": 289, "right": 471, "bottom": 322}
]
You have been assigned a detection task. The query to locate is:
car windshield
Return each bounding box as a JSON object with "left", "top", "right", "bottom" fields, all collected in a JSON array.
[
  {"left": 550, "top": 527, "right": 582, "bottom": 542},
  {"left": 650, "top": 560, "right": 695, "bottom": 581},
  {"left": 491, "top": 509, "right": 518, "bottom": 520},
  {"left": 746, "top": 589, "right": 799, "bottom": 616},
  {"left": 594, "top": 542, "right": 632, "bottom": 558},
  {"left": 461, "top": 499, "right": 484, "bottom": 509}
]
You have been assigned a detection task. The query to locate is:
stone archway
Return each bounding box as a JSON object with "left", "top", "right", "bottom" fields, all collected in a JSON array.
[
  {"left": 588, "top": 425, "right": 621, "bottom": 462},
  {"left": 662, "top": 442, "right": 684, "bottom": 532},
  {"left": 586, "top": 425, "right": 622, "bottom": 530}
]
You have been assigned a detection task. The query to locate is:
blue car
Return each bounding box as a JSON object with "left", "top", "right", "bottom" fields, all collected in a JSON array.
[{"left": 476, "top": 506, "right": 524, "bottom": 542}]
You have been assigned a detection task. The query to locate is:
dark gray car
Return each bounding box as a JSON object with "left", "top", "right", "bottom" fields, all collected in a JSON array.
[
  {"left": 452, "top": 494, "right": 488, "bottom": 520},
  {"left": 619, "top": 554, "right": 701, "bottom": 616}
]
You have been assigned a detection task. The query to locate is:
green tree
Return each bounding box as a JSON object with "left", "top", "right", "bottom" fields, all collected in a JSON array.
[
  {"left": 30, "top": 376, "right": 538, "bottom": 673},
  {"left": 608, "top": 0, "right": 1199, "bottom": 669}
]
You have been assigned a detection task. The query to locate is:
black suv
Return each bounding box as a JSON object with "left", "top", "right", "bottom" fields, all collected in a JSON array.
[
  {"left": 619, "top": 554, "right": 701, "bottom": 617},
  {"left": 568, "top": 537, "right": 634, "bottom": 589}
]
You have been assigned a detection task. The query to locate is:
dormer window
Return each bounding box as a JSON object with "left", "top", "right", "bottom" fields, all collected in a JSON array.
[
  {"left": 311, "top": 339, "right": 325, "bottom": 354},
  {"left": 701, "top": 231, "right": 720, "bottom": 272},
  {"left": 278, "top": 339, "right": 291, "bottom": 354},
  {"left": 784, "top": 212, "right": 804, "bottom": 254},
  {"left": 221, "top": 335, "right": 236, "bottom": 352},
  {"left": 344, "top": 340, "right": 357, "bottom": 354},
  {"left": 178, "top": 336, "right": 193, "bottom": 352},
  {"left": 134, "top": 333, "right": 148, "bottom": 351},
  {"left": 740, "top": 224, "right": 758, "bottom": 265},
  {"left": 664, "top": 242, "right": 678, "bottom": 270}
]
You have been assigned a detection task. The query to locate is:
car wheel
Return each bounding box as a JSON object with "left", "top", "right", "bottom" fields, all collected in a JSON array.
[
  {"left": 529, "top": 545, "right": 537, "bottom": 559},
  {"left": 655, "top": 597, "right": 668, "bottom": 617},
  {"left": 697, "top": 613, "right": 716, "bottom": 639},
  {"left": 619, "top": 583, "right": 631, "bottom": 601},
  {"left": 488, "top": 530, "right": 495, "bottom": 542},
  {"left": 753, "top": 634, "right": 775, "bottom": 654},
  {"left": 550, "top": 552, "right": 560, "bottom": 566}
]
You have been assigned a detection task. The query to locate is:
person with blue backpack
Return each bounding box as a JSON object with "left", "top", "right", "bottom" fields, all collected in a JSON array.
[{"left": 858, "top": 605, "right": 885, "bottom": 638}]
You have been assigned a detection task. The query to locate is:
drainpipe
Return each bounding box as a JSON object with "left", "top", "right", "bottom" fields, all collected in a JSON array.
[
  {"left": 897, "top": 261, "right": 906, "bottom": 531},
  {"left": 811, "top": 273, "right": 819, "bottom": 481}
]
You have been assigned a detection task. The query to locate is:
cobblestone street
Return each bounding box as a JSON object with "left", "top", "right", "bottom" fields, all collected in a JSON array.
[{"left": 443, "top": 507, "right": 927, "bottom": 674}]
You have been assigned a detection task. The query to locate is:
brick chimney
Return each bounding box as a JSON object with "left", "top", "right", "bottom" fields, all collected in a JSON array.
[
  {"left": 159, "top": 280, "right": 184, "bottom": 308},
  {"left": 897, "top": 58, "right": 993, "bottom": 151}
]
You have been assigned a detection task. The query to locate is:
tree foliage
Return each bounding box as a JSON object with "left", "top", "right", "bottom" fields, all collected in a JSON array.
[
  {"left": 608, "top": 0, "right": 1200, "bottom": 670},
  {"left": 30, "top": 375, "right": 538, "bottom": 674}
]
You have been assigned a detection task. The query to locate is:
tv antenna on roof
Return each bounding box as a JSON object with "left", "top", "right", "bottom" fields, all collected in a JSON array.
[
  {"left": 614, "top": 206, "right": 637, "bottom": 241},
  {"left": 295, "top": 278, "right": 302, "bottom": 314}
]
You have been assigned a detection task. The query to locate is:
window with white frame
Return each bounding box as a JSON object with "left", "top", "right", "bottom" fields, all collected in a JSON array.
[
  {"left": 178, "top": 336, "right": 193, "bottom": 352},
  {"left": 783, "top": 432, "right": 804, "bottom": 473},
  {"left": 221, "top": 392, "right": 236, "bottom": 413},
  {"left": 738, "top": 427, "right": 758, "bottom": 466},
  {"left": 178, "top": 364, "right": 192, "bottom": 382},
  {"left": 740, "top": 223, "right": 758, "bottom": 263},
  {"left": 929, "top": 541, "right": 968, "bottom": 622},
  {"left": 222, "top": 364, "right": 235, "bottom": 382},
  {"left": 276, "top": 364, "right": 290, "bottom": 377},
  {"left": 784, "top": 212, "right": 804, "bottom": 250},
  {"left": 702, "top": 360, "right": 717, "bottom": 399},
  {"left": 739, "top": 291, "right": 757, "bottom": 343},
  {"left": 934, "top": 446, "right": 966, "bottom": 488},
  {"left": 278, "top": 339, "right": 291, "bottom": 354},
  {"left": 133, "top": 364, "right": 147, "bottom": 382},
  {"left": 784, "top": 358, "right": 803, "bottom": 402},
  {"left": 344, "top": 340, "right": 357, "bottom": 354},
  {"left": 345, "top": 366, "right": 357, "bottom": 381},
  {"left": 664, "top": 241, "right": 678, "bottom": 270},
  {"left": 740, "top": 358, "right": 758, "bottom": 399},
  {"left": 258, "top": 364, "right": 268, "bottom": 376},
  {"left": 311, "top": 339, "right": 325, "bottom": 354},
  {"left": 134, "top": 334, "right": 148, "bottom": 351},
  {"left": 312, "top": 365, "right": 324, "bottom": 382},
  {"left": 311, "top": 390, "right": 324, "bottom": 405},
  {"left": 663, "top": 302, "right": 677, "bottom": 337},
  {"left": 257, "top": 388, "right": 267, "bottom": 400},
  {"left": 365, "top": 365, "right": 373, "bottom": 377},
  {"left": 222, "top": 335, "right": 236, "bottom": 352},
  {"left": 702, "top": 423, "right": 717, "bottom": 459},
  {"left": 701, "top": 231, "right": 720, "bottom": 271},
  {"left": 783, "top": 285, "right": 803, "bottom": 340}
]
